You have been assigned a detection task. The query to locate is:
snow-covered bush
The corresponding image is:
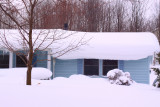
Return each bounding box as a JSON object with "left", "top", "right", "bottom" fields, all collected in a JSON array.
[
  {"left": 107, "top": 69, "right": 133, "bottom": 85},
  {"left": 0, "top": 67, "right": 52, "bottom": 80}
]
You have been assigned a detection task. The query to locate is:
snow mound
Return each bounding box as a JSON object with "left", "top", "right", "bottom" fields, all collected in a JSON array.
[
  {"left": 67, "top": 74, "right": 109, "bottom": 86},
  {"left": 69, "top": 74, "right": 91, "bottom": 80},
  {"left": 0, "top": 67, "right": 52, "bottom": 80},
  {"left": 107, "top": 69, "right": 134, "bottom": 85}
]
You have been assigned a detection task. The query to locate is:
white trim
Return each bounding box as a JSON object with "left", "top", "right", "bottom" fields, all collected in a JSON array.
[
  {"left": 82, "top": 59, "right": 84, "bottom": 74},
  {"left": 52, "top": 58, "right": 56, "bottom": 78},
  {"left": 9, "top": 52, "right": 13, "bottom": 68},
  {"left": 47, "top": 49, "right": 51, "bottom": 70}
]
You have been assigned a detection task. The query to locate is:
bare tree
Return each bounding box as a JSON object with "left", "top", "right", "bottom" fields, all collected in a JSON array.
[
  {"left": 104, "top": 0, "right": 113, "bottom": 32},
  {"left": 0, "top": 0, "right": 86, "bottom": 85},
  {"left": 0, "top": 5, "right": 16, "bottom": 29},
  {"left": 113, "top": 0, "right": 126, "bottom": 32},
  {"left": 128, "top": 0, "right": 146, "bottom": 32},
  {"left": 152, "top": 0, "right": 160, "bottom": 42},
  {"left": 25, "top": 0, "right": 150, "bottom": 33}
]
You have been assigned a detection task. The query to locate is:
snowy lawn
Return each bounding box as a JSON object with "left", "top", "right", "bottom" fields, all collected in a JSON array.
[{"left": 0, "top": 69, "right": 160, "bottom": 107}]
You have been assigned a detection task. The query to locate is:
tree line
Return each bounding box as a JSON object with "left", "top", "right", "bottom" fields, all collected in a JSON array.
[{"left": 0, "top": 0, "right": 158, "bottom": 33}]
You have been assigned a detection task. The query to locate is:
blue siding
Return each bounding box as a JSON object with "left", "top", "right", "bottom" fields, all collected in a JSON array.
[
  {"left": 118, "top": 60, "right": 124, "bottom": 70},
  {"left": 148, "top": 56, "right": 153, "bottom": 64},
  {"left": 32, "top": 53, "right": 37, "bottom": 67},
  {"left": 55, "top": 59, "right": 78, "bottom": 77},
  {"left": 36, "top": 51, "right": 47, "bottom": 68},
  {"left": 77, "top": 59, "right": 83, "bottom": 74},
  {"left": 123, "top": 57, "right": 150, "bottom": 84}
]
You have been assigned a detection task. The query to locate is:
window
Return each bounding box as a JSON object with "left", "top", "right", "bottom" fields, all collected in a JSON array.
[
  {"left": 0, "top": 55, "right": 9, "bottom": 68},
  {"left": 84, "top": 59, "right": 99, "bottom": 75},
  {"left": 103, "top": 60, "right": 118, "bottom": 75},
  {"left": 16, "top": 55, "right": 27, "bottom": 67}
]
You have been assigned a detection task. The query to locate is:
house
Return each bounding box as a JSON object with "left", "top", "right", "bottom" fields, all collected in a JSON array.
[{"left": 0, "top": 30, "right": 159, "bottom": 84}]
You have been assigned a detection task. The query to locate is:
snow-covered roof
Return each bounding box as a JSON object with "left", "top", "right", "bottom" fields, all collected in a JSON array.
[
  {"left": 0, "top": 29, "right": 159, "bottom": 60},
  {"left": 59, "top": 32, "right": 160, "bottom": 60}
]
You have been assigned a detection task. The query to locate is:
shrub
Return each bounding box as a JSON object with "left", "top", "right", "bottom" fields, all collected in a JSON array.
[
  {"left": 152, "top": 68, "right": 160, "bottom": 87},
  {"left": 152, "top": 52, "right": 160, "bottom": 88},
  {"left": 107, "top": 69, "right": 133, "bottom": 85}
]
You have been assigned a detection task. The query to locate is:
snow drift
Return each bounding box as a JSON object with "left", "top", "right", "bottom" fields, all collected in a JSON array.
[{"left": 0, "top": 67, "right": 52, "bottom": 79}]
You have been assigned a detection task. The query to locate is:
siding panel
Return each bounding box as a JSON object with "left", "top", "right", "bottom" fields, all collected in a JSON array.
[
  {"left": 118, "top": 60, "right": 124, "bottom": 70},
  {"left": 77, "top": 59, "right": 83, "bottom": 74},
  {"left": 123, "top": 57, "right": 150, "bottom": 84}
]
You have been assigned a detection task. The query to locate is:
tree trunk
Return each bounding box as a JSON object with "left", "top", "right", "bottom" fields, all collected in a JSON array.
[
  {"left": 26, "top": 1, "right": 34, "bottom": 85},
  {"left": 26, "top": 65, "right": 32, "bottom": 85}
]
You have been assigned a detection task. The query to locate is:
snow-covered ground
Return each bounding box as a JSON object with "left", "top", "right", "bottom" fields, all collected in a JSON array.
[{"left": 0, "top": 68, "right": 159, "bottom": 107}]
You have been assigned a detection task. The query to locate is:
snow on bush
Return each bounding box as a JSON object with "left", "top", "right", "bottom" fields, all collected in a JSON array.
[
  {"left": 107, "top": 69, "right": 133, "bottom": 85},
  {"left": 0, "top": 67, "right": 52, "bottom": 80}
]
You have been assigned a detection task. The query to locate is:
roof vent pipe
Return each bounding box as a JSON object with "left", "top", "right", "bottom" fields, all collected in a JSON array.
[{"left": 64, "top": 23, "right": 68, "bottom": 30}]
